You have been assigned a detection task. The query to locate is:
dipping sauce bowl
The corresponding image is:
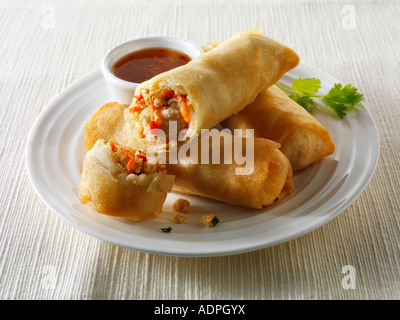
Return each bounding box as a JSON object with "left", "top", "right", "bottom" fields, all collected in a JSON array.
[{"left": 102, "top": 36, "right": 203, "bottom": 104}]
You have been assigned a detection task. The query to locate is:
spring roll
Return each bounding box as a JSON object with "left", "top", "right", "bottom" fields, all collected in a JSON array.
[
  {"left": 221, "top": 85, "right": 335, "bottom": 171},
  {"left": 79, "top": 139, "right": 174, "bottom": 221},
  {"left": 84, "top": 103, "right": 293, "bottom": 209},
  {"left": 125, "top": 29, "right": 300, "bottom": 147},
  {"left": 165, "top": 132, "right": 294, "bottom": 209}
]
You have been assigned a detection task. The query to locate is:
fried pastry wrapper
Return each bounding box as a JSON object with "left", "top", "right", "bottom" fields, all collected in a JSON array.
[
  {"left": 126, "top": 29, "right": 300, "bottom": 146},
  {"left": 221, "top": 85, "right": 335, "bottom": 171},
  {"left": 79, "top": 139, "right": 174, "bottom": 221}
]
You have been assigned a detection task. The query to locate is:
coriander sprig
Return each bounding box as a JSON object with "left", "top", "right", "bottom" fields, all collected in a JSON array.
[{"left": 276, "top": 78, "right": 364, "bottom": 119}]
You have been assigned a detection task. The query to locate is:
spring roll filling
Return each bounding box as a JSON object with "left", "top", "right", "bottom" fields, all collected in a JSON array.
[
  {"left": 128, "top": 88, "right": 191, "bottom": 143},
  {"left": 108, "top": 140, "right": 166, "bottom": 175}
]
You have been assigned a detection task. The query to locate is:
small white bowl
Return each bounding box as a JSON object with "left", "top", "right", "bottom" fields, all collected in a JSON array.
[{"left": 102, "top": 36, "right": 203, "bottom": 104}]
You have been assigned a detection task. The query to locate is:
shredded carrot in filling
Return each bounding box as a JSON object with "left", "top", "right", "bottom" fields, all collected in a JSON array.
[
  {"left": 122, "top": 149, "right": 135, "bottom": 173},
  {"left": 109, "top": 140, "right": 118, "bottom": 153},
  {"left": 130, "top": 105, "right": 142, "bottom": 113},
  {"left": 129, "top": 92, "right": 145, "bottom": 114},
  {"left": 149, "top": 97, "right": 157, "bottom": 121},
  {"left": 126, "top": 157, "right": 135, "bottom": 173},
  {"left": 176, "top": 94, "right": 191, "bottom": 123},
  {"left": 162, "top": 88, "right": 175, "bottom": 99},
  {"left": 121, "top": 148, "right": 131, "bottom": 157},
  {"left": 149, "top": 97, "right": 162, "bottom": 133}
]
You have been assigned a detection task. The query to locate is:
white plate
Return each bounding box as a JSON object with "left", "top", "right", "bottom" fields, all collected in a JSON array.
[{"left": 25, "top": 63, "right": 379, "bottom": 257}]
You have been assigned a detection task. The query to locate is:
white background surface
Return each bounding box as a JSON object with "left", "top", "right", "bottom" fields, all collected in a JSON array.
[{"left": 1, "top": 0, "right": 400, "bottom": 299}]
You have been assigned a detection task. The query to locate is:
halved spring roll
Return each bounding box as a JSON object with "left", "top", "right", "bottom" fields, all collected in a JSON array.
[
  {"left": 79, "top": 139, "right": 174, "bottom": 221},
  {"left": 125, "top": 29, "right": 300, "bottom": 147},
  {"left": 221, "top": 85, "right": 335, "bottom": 171}
]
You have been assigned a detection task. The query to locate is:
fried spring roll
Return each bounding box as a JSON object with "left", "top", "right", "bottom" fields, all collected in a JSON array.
[
  {"left": 221, "top": 85, "right": 335, "bottom": 171},
  {"left": 79, "top": 139, "right": 174, "bottom": 221},
  {"left": 165, "top": 133, "right": 294, "bottom": 209},
  {"left": 125, "top": 29, "right": 299, "bottom": 146}
]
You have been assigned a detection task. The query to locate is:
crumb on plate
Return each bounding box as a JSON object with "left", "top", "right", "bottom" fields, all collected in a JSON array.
[
  {"left": 172, "top": 198, "right": 191, "bottom": 214},
  {"left": 201, "top": 215, "right": 219, "bottom": 228},
  {"left": 173, "top": 214, "right": 186, "bottom": 224}
]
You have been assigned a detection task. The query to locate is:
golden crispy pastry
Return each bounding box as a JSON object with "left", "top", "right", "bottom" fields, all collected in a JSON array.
[
  {"left": 84, "top": 102, "right": 141, "bottom": 152},
  {"left": 79, "top": 139, "right": 174, "bottom": 221},
  {"left": 125, "top": 29, "right": 300, "bottom": 146},
  {"left": 221, "top": 85, "right": 335, "bottom": 171}
]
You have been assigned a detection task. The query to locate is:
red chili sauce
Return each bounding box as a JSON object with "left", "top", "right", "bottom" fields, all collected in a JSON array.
[{"left": 112, "top": 47, "right": 191, "bottom": 83}]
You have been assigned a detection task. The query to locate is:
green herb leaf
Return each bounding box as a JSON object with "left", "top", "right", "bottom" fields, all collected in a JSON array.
[
  {"left": 161, "top": 227, "right": 173, "bottom": 233},
  {"left": 289, "top": 95, "right": 315, "bottom": 113},
  {"left": 322, "top": 83, "right": 364, "bottom": 118},
  {"left": 321, "top": 98, "right": 348, "bottom": 118},
  {"left": 210, "top": 216, "right": 219, "bottom": 227},
  {"left": 292, "top": 78, "right": 321, "bottom": 95},
  {"left": 277, "top": 79, "right": 364, "bottom": 119}
]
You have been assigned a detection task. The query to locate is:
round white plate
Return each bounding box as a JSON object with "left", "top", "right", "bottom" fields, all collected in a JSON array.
[{"left": 25, "top": 63, "right": 379, "bottom": 257}]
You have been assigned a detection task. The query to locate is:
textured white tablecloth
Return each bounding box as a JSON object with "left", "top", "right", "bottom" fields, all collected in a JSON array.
[{"left": 1, "top": 0, "right": 399, "bottom": 300}]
